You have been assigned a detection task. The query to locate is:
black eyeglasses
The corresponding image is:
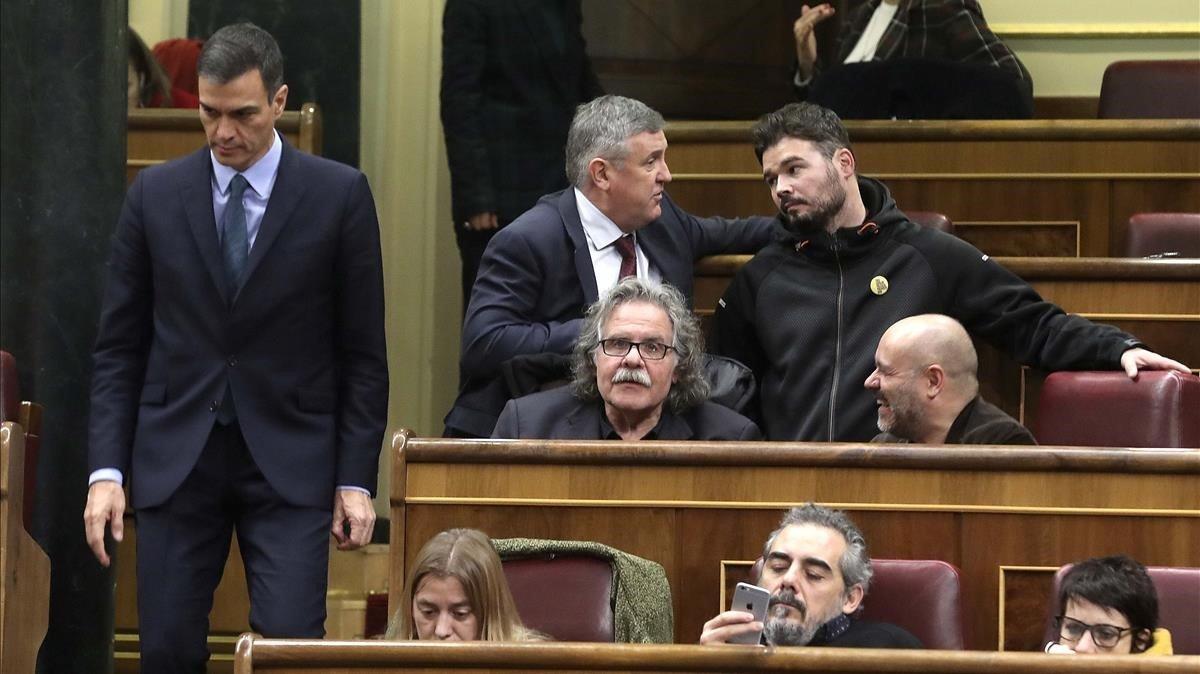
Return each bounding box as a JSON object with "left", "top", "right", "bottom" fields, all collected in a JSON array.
[
  {"left": 598, "top": 338, "right": 675, "bottom": 361},
  {"left": 1056, "top": 615, "right": 1134, "bottom": 648}
]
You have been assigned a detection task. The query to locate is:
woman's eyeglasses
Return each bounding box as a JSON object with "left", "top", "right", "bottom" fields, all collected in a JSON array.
[{"left": 1056, "top": 615, "right": 1133, "bottom": 648}]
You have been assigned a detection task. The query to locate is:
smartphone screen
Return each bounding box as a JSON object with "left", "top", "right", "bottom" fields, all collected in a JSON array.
[{"left": 728, "top": 582, "right": 770, "bottom": 645}]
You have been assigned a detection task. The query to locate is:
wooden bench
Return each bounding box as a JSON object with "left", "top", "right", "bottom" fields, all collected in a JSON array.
[
  {"left": 389, "top": 434, "right": 1199, "bottom": 652},
  {"left": 665, "top": 119, "right": 1200, "bottom": 257},
  {"left": 230, "top": 636, "right": 1197, "bottom": 673},
  {"left": 1, "top": 421, "right": 51, "bottom": 672},
  {"left": 693, "top": 255, "right": 1200, "bottom": 425},
  {"left": 127, "top": 103, "right": 323, "bottom": 184}
]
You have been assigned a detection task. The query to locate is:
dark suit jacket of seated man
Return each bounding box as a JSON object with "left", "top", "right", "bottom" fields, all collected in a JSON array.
[{"left": 445, "top": 95, "right": 774, "bottom": 438}]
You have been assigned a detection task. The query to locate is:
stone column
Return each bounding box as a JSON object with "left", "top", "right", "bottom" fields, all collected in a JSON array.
[{"left": 0, "top": 1, "right": 128, "bottom": 671}]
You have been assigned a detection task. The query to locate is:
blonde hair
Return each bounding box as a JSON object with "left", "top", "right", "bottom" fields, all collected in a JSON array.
[{"left": 385, "top": 528, "right": 540, "bottom": 641}]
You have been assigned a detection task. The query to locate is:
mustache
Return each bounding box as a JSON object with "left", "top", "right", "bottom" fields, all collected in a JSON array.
[
  {"left": 768, "top": 589, "right": 806, "bottom": 618},
  {"left": 611, "top": 367, "right": 651, "bottom": 387},
  {"left": 780, "top": 196, "right": 809, "bottom": 211}
]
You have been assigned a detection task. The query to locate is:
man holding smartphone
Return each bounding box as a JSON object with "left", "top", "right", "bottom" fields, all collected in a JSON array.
[{"left": 701, "top": 504, "right": 920, "bottom": 648}]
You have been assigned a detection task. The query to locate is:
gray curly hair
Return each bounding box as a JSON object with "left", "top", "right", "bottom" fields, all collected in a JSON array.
[
  {"left": 571, "top": 277, "right": 709, "bottom": 412},
  {"left": 762, "top": 503, "right": 874, "bottom": 598},
  {"left": 565, "top": 95, "right": 666, "bottom": 188}
]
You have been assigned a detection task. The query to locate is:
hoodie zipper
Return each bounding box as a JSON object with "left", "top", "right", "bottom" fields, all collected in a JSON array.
[{"left": 829, "top": 238, "right": 844, "bottom": 441}]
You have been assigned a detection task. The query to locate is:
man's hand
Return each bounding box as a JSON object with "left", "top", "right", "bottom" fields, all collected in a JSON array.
[
  {"left": 792, "top": 3, "right": 836, "bottom": 80},
  {"left": 1119, "top": 347, "right": 1190, "bottom": 378},
  {"left": 699, "top": 610, "right": 763, "bottom": 645},
  {"left": 464, "top": 211, "right": 499, "bottom": 232},
  {"left": 331, "top": 489, "right": 376, "bottom": 551},
  {"left": 83, "top": 480, "right": 125, "bottom": 567}
]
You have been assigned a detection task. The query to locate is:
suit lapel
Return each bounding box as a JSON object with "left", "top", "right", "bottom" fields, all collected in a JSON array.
[
  {"left": 180, "top": 148, "right": 229, "bottom": 305},
  {"left": 238, "top": 140, "right": 302, "bottom": 303},
  {"left": 559, "top": 190, "right": 600, "bottom": 305},
  {"left": 636, "top": 216, "right": 678, "bottom": 286},
  {"left": 875, "top": 0, "right": 911, "bottom": 60}
]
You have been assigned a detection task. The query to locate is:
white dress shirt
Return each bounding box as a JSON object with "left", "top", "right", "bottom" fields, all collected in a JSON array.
[{"left": 573, "top": 188, "right": 661, "bottom": 295}]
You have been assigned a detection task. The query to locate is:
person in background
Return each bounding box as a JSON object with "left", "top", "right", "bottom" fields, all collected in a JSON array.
[
  {"left": 128, "top": 27, "right": 199, "bottom": 109},
  {"left": 441, "top": 0, "right": 604, "bottom": 312},
  {"left": 866, "top": 314, "right": 1035, "bottom": 445},
  {"left": 386, "top": 528, "right": 545, "bottom": 641},
  {"left": 1048, "top": 555, "right": 1172, "bottom": 656},
  {"left": 791, "top": 0, "right": 1031, "bottom": 101},
  {"left": 153, "top": 36, "right": 205, "bottom": 100}
]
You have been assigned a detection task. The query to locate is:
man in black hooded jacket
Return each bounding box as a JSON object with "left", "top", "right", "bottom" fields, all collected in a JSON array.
[{"left": 710, "top": 102, "right": 1190, "bottom": 442}]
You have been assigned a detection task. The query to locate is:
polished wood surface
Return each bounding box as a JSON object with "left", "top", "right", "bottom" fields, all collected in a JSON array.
[
  {"left": 232, "top": 636, "right": 1197, "bottom": 673},
  {"left": 665, "top": 119, "right": 1200, "bottom": 257},
  {"left": 126, "top": 103, "right": 323, "bottom": 183},
  {"left": 389, "top": 435, "right": 1200, "bottom": 651},
  {"left": 1, "top": 423, "right": 51, "bottom": 673}
]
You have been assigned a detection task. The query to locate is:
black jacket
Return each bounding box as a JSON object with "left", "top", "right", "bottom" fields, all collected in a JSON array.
[
  {"left": 711, "top": 176, "right": 1141, "bottom": 442},
  {"left": 873, "top": 396, "right": 1037, "bottom": 445}
]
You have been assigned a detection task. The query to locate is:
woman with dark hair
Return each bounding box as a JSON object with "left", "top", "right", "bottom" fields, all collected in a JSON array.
[
  {"left": 128, "top": 28, "right": 199, "bottom": 109},
  {"left": 385, "top": 528, "right": 545, "bottom": 641},
  {"left": 1048, "top": 555, "right": 1172, "bottom": 655}
]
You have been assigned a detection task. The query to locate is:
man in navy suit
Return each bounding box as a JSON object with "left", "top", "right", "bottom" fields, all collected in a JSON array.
[
  {"left": 83, "top": 24, "right": 387, "bottom": 671},
  {"left": 444, "top": 95, "right": 775, "bottom": 438}
]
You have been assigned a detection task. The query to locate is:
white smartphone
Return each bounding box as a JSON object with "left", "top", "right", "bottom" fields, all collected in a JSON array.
[{"left": 728, "top": 582, "right": 770, "bottom": 645}]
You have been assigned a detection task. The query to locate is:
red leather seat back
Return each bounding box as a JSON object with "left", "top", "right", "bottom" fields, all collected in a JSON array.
[
  {"left": 906, "top": 211, "right": 955, "bottom": 235},
  {"left": 749, "top": 557, "right": 964, "bottom": 649},
  {"left": 1124, "top": 212, "right": 1200, "bottom": 258},
  {"left": 1034, "top": 371, "right": 1200, "bottom": 447},
  {"left": 502, "top": 555, "right": 614, "bottom": 642},
  {"left": 1098, "top": 60, "right": 1200, "bottom": 119},
  {"left": 0, "top": 350, "right": 17, "bottom": 422},
  {"left": 1043, "top": 565, "right": 1200, "bottom": 655},
  {"left": 861, "top": 559, "right": 965, "bottom": 650}
]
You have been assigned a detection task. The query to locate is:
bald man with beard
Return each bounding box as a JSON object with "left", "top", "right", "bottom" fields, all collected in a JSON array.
[{"left": 865, "top": 314, "right": 1035, "bottom": 445}]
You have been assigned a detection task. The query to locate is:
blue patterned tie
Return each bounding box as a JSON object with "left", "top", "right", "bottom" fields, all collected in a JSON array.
[{"left": 222, "top": 174, "right": 249, "bottom": 296}]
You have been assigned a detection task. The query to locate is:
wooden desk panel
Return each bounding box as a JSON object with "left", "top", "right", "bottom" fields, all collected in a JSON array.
[
  {"left": 232, "top": 637, "right": 1197, "bottom": 673},
  {"left": 126, "top": 103, "right": 322, "bottom": 184},
  {"left": 665, "top": 120, "right": 1200, "bottom": 257},
  {"left": 390, "top": 437, "right": 1200, "bottom": 652}
]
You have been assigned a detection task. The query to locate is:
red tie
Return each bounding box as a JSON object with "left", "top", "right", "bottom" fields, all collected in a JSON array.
[{"left": 615, "top": 234, "right": 637, "bottom": 280}]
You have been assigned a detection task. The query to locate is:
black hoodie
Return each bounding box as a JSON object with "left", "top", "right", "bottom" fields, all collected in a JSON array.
[{"left": 711, "top": 176, "right": 1141, "bottom": 441}]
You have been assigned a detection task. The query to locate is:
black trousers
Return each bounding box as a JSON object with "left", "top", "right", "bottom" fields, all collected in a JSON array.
[{"left": 135, "top": 421, "right": 332, "bottom": 673}]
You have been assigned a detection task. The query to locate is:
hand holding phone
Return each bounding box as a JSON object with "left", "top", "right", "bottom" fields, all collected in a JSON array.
[{"left": 727, "top": 582, "right": 770, "bottom": 645}]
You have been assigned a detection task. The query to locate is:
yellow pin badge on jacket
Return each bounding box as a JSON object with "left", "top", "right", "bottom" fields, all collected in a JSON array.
[{"left": 870, "top": 275, "right": 889, "bottom": 295}]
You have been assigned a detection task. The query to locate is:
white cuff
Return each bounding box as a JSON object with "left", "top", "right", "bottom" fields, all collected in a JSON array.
[
  {"left": 89, "top": 468, "right": 124, "bottom": 486},
  {"left": 336, "top": 485, "right": 371, "bottom": 496}
]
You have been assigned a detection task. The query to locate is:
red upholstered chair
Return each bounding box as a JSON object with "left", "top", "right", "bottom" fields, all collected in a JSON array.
[
  {"left": 749, "top": 558, "right": 965, "bottom": 649},
  {"left": 1098, "top": 60, "right": 1200, "bottom": 119},
  {"left": 906, "top": 210, "right": 954, "bottom": 235},
  {"left": 1042, "top": 565, "right": 1200, "bottom": 655},
  {"left": 1033, "top": 371, "right": 1200, "bottom": 448},
  {"left": 1124, "top": 212, "right": 1200, "bottom": 258},
  {"left": 502, "top": 555, "right": 615, "bottom": 642}
]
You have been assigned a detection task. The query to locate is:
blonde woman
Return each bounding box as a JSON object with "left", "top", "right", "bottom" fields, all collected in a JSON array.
[{"left": 386, "top": 528, "right": 544, "bottom": 641}]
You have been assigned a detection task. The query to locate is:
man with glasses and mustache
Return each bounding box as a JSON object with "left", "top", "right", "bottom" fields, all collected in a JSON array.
[
  {"left": 701, "top": 504, "right": 920, "bottom": 647},
  {"left": 711, "top": 102, "right": 1189, "bottom": 442},
  {"left": 492, "top": 278, "right": 760, "bottom": 440}
]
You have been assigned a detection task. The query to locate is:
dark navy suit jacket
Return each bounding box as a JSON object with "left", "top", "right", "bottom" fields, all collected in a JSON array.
[
  {"left": 446, "top": 188, "right": 773, "bottom": 436},
  {"left": 492, "top": 387, "right": 762, "bottom": 440},
  {"left": 89, "top": 141, "right": 388, "bottom": 510}
]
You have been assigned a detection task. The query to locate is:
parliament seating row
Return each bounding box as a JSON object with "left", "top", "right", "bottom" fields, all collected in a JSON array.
[
  {"left": 389, "top": 433, "right": 1199, "bottom": 651},
  {"left": 229, "top": 636, "right": 1198, "bottom": 673}
]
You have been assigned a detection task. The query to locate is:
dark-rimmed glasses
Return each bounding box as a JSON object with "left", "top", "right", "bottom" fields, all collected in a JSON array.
[
  {"left": 1055, "top": 615, "right": 1133, "bottom": 648},
  {"left": 598, "top": 338, "right": 675, "bottom": 361}
]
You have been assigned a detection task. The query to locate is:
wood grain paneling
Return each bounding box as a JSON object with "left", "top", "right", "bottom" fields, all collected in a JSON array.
[{"left": 390, "top": 438, "right": 1200, "bottom": 650}]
